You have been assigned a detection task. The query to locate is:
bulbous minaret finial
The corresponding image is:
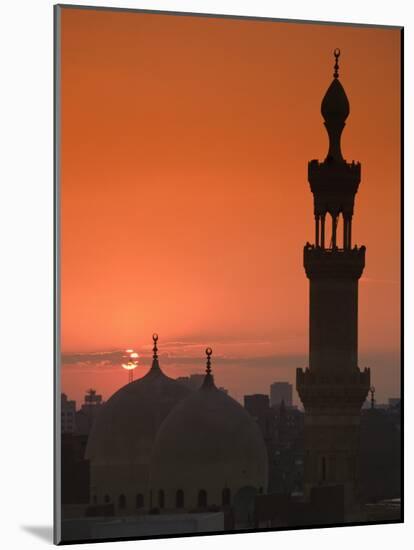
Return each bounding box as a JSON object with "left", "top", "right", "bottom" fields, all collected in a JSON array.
[
  {"left": 321, "top": 48, "right": 350, "bottom": 162},
  {"left": 202, "top": 347, "right": 215, "bottom": 389}
]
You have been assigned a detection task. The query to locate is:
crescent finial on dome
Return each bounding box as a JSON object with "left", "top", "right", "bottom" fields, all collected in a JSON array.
[
  {"left": 152, "top": 333, "right": 159, "bottom": 359},
  {"left": 205, "top": 347, "right": 213, "bottom": 375},
  {"left": 202, "top": 347, "right": 215, "bottom": 389},
  {"left": 150, "top": 332, "right": 161, "bottom": 372},
  {"left": 333, "top": 48, "right": 340, "bottom": 79}
]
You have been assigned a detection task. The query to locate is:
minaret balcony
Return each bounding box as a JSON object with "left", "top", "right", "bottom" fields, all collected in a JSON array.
[
  {"left": 309, "top": 158, "right": 361, "bottom": 182},
  {"left": 296, "top": 366, "right": 371, "bottom": 412},
  {"left": 308, "top": 160, "right": 361, "bottom": 217},
  {"left": 303, "top": 245, "right": 365, "bottom": 279}
]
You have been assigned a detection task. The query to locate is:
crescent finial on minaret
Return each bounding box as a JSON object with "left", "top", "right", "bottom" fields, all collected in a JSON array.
[
  {"left": 333, "top": 48, "right": 340, "bottom": 79},
  {"left": 205, "top": 347, "right": 213, "bottom": 376}
]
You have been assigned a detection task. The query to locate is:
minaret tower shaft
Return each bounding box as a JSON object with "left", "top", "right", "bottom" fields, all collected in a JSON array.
[{"left": 296, "top": 50, "right": 370, "bottom": 511}]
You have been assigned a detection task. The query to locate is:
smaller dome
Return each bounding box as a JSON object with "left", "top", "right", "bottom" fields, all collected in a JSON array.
[
  {"left": 150, "top": 348, "right": 268, "bottom": 511},
  {"left": 321, "top": 78, "right": 350, "bottom": 122}
]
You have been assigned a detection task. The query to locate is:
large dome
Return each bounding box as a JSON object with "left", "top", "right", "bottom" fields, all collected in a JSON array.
[
  {"left": 85, "top": 335, "right": 191, "bottom": 514},
  {"left": 150, "top": 349, "right": 268, "bottom": 512}
]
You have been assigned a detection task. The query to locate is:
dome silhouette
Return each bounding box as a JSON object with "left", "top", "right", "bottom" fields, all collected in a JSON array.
[
  {"left": 85, "top": 334, "right": 191, "bottom": 514},
  {"left": 149, "top": 348, "right": 268, "bottom": 511}
]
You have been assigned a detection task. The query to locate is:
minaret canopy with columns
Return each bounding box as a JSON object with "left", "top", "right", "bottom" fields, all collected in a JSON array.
[
  {"left": 309, "top": 48, "right": 361, "bottom": 253},
  {"left": 296, "top": 50, "right": 370, "bottom": 513}
]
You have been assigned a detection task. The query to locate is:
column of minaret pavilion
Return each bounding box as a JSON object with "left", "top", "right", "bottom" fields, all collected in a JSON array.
[{"left": 296, "top": 50, "right": 371, "bottom": 512}]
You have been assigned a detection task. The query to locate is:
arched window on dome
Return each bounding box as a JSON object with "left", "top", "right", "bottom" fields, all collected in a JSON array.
[
  {"left": 104, "top": 494, "right": 110, "bottom": 504},
  {"left": 119, "top": 494, "right": 126, "bottom": 510},
  {"left": 198, "top": 489, "right": 207, "bottom": 508},
  {"left": 136, "top": 493, "right": 144, "bottom": 509},
  {"left": 158, "top": 490, "right": 165, "bottom": 509},
  {"left": 176, "top": 489, "right": 184, "bottom": 508},
  {"left": 222, "top": 488, "right": 231, "bottom": 507}
]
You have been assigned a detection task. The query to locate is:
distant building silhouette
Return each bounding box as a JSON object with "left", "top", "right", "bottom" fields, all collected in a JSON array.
[
  {"left": 243, "top": 394, "right": 304, "bottom": 498},
  {"left": 296, "top": 49, "right": 370, "bottom": 517},
  {"left": 244, "top": 394, "right": 275, "bottom": 446},
  {"left": 61, "top": 393, "right": 77, "bottom": 434},
  {"left": 176, "top": 373, "right": 205, "bottom": 391},
  {"left": 62, "top": 432, "right": 90, "bottom": 510},
  {"left": 75, "top": 389, "right": 104, "bottom": 436},
  {"left": 270, "top": 382, "right": 293, "bottom": 407},
  {"left": 177, "top": 374, "right": 229, "bottom": 395},
  {"left": 358, "top": 405, "right": 401, "bottom": 503},
  {"left": 244, "top": 394, "right": 270, "bottom": 417}
]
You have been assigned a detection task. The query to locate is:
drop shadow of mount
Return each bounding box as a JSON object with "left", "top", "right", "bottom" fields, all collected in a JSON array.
[{"left": 21, "top": 525, "right": 53, "bottom": 543}]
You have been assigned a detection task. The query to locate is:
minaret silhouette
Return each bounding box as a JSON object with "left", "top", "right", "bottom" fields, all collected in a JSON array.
[{"left": 296, "top": 50, "right": 371, "bottom": 515}]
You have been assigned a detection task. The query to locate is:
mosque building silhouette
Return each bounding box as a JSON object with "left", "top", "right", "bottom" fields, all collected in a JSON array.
[{"left": 83, "top": 49, "right": 370, "bottom": 532}]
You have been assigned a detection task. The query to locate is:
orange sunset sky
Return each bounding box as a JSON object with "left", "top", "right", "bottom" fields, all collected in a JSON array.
[{"left": 60, "top": 7, "right": 401, "bottom": 405}]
